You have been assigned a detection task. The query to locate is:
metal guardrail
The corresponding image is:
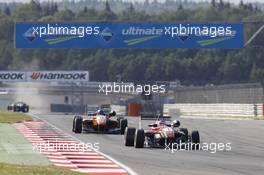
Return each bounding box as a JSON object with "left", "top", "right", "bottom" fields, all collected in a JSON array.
[
  {"left": 164, "top": 103, "right": 264, "bottom": 119},
  {"left": 50, "top": 104, "right": 85, "bottom": 113}
]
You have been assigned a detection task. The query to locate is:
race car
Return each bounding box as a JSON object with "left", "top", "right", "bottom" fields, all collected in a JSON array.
[
  {"left": 7, "top": 102, "right": 29, "bottom": 113},
  {"left": 72, "top": 109, "right": 128, "bottom": 134},
  {"left": 124, "top": 119, "right": 200, "bottom": 149}
]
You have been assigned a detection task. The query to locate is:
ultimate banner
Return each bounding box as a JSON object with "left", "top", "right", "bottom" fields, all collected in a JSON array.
[{"left": 15, "top": 22, "right": 244, "bottom": 48}]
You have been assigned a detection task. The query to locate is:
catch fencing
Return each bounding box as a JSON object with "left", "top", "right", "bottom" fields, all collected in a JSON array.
[{"left": 171, "top": 83, "right": 263, "bottom": 104}]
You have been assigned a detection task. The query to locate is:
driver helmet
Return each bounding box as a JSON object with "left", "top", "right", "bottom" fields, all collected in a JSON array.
[
  {"left": 158, "top": 119, "right": 167, "bottom": 126},
  {"left": 172, "top": 120, "right": 180, "bottom": 127},
  {"left": 97, "top": 109, "right": 105, "bottom": 115}
]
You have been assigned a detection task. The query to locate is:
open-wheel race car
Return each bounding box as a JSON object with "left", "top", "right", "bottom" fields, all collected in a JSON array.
[
  {"left": 7, "top": 102, "right": 29, "bottom": 113},
  {"left": 72, "top": 109, "right": 128, "bottom": 134},
  {"left": 124, "top": 119, "right": 200, "bottom": 149}
]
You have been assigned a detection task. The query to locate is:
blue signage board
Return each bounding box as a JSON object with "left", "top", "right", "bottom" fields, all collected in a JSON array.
[{"left": 15, "top": 22, "right": 244, "bottom": 48}]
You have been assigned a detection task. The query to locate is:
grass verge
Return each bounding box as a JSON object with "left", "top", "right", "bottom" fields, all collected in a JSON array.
[
  {"left": 0, "top": 163, "right": 82, "bottom": 175},
  {"left": 0, "top": 111, "right": 32, "bottom": 123}
]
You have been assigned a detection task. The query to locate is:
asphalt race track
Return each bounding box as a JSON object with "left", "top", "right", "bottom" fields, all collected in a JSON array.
[{"left": 33, "top": 113, "right": 264, "bottom": 175}]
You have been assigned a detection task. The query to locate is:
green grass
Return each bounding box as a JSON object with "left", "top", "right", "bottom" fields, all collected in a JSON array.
[
  {"left": 0, "top": 163, "right": 83, "bottom": 175},
  {"left": 0, "top": 111, "right": 32, "bottom": 123}
]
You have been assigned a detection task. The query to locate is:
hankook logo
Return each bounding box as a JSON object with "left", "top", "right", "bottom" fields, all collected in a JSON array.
[
  {"left": 29, "top": 72, "right": 88, "bottom": 81},
  {"left": 30, "top": 72, "right": 41, "bottom": 80}
]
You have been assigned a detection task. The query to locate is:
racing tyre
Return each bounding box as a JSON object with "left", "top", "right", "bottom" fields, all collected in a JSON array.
[
  {"left": 191, "top": 130, "right": 200, "bottom": 150},
  {"left": 23, "top": 106, "right": 29, "bottom": 113},
  {"left": 74, "top": 116, "right": 83, "bottom": 133},
  {"left": 120, "top": 119, "right": 128, "bottom": 135},
  {"left": 72, "top": 116, "right": 76, "bottom": 132},
  {"left": 179, "top": 128, "right": 188, "bottom": 142},
  {"left": 135, "top": 129, "right": 145, "bottom": 148},
  {"left": 125, "top": 127, "right": 135, "bottom": 146}
]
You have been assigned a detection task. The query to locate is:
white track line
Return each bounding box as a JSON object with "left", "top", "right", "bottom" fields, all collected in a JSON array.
[{"left": 73, "top": 168, "right": 128, "bottom": 173}]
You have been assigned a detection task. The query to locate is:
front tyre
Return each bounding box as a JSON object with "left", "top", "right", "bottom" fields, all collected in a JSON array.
[{"left": 73, "top": 116, "right": 83, "bottom": 133}]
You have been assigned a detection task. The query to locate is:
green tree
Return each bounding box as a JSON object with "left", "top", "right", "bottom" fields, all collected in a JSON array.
[
  {"left": 4, "top": 6, "right": 11, "bottom": 16},
  {"left": 54, "top": 7, "right": 75, "bottom": 21},
  {"left": 98, "top": 1, "right": 117, "bottom": 21},
  {"left": 15, "top": 0, "right": 43, "bottom": 21}
]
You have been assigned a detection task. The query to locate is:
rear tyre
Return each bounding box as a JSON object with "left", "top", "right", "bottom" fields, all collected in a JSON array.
[
  {"left": 74, "top": 116, "right": 83, "bottom": 133},
  {"left": 191, "top": 130, "right": 200, "bottom": 150},
  {"left": 179, "top": 128, "right": 188, "bottom": 142},
  {"left": 72, "top": 116, "right": 76, "bottom": 132},
  {"left": 124, "top": 127, "right": 135, "bottom": 146},
  {"left": 135, "top": 129, "right": 145, "bottom": 148},
  {"left": 120, "top": 119, "right": 127, "bottom": 135},
  {"left": 14, "top": 106, "right": 18, "bottom": 112}
]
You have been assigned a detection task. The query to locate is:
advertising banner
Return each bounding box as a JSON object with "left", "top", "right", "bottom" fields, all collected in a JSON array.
[
  {"left": 15, "top": 22, "right": 244, "bottom": 48},
  {"left": 0, "top": 71, "right": 89, "bottom": 82},
  {"left": 0, "top": 71, "right": 26, "bottom": 82},
  {"left": 27, "top": 71, "right": 89, "bottom": 82}
]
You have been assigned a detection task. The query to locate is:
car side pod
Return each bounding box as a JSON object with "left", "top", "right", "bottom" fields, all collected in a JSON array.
[
  {"left": 135, "top": 129, "right": 145, "bottom": 148},
  {"left": 72, "top": 115, "right": 83, "bottom": 133},
  {"left": 124, "top": 127, "right": 136, "bottom": 146}
]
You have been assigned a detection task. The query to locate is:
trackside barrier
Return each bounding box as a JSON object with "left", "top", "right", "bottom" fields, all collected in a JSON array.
[
  {"left": 164, "top": 103, "right": 264, "bottom": 119},
  {"left": 110, "top": 105, "right": 171, "bottom": 119},
  {"left": 50, "top": 104, "right": 85, "bottom": 113}
]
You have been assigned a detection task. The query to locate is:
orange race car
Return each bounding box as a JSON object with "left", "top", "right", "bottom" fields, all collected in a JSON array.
[{"left": 72, "top": 110, "right": 127, "bottom": 135}]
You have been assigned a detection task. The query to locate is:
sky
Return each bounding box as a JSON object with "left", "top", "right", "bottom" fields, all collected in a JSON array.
[{"left": 0, "top": 0, "right": 263, "bottom": 4}]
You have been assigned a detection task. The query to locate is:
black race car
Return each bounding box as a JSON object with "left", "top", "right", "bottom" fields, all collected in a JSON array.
[{"left": 7, "top": 102, "right": 29, "bottom": 113}]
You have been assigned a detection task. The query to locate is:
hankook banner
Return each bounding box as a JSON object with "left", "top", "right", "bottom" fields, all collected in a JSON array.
[{"left": 0, "top": 71, "right": 89, "bottom": 82}]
